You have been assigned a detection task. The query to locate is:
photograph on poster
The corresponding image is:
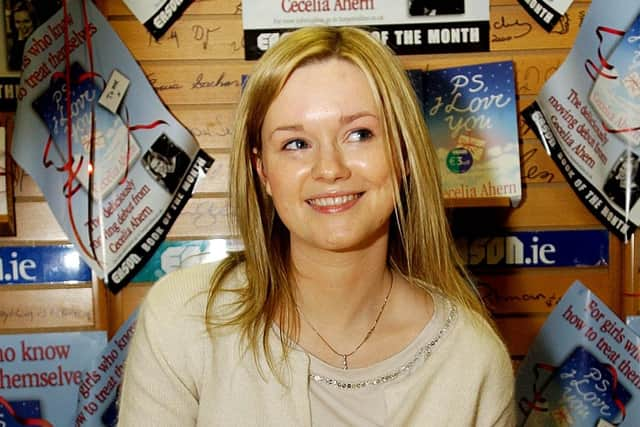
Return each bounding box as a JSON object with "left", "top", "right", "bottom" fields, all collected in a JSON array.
[
  {"left": 0, "top": 126, "right": 15, "bottom": 236},
  {"left": 409, "top": 0, "right": 465, "bottom": 16},
  {"left": 0, "top": 128, "right": 7, "bottom": 218},
  {"left": 603, "top": 151, "right": 640, "bottom": 211},
  {"left": 141, "top": 134, "right": 191, "bottom": 194},
  {"left": 4, "top": 0, "right": 61, "bottom": 70}
]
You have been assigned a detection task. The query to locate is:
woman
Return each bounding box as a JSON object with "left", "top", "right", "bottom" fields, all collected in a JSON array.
[
  {"left": 8, "top": 1, "right": 36, "bottom": 70},
  {"left": 118, "top": 26, "right": 515, "bottom": 426}
]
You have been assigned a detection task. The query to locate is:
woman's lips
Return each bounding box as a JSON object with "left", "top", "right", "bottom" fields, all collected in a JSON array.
[{"left": 306, "top": 192, "right": 364, "bottom": 212}]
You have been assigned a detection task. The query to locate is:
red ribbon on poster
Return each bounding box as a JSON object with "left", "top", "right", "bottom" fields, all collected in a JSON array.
[{"left": 585, "top": 25, "right": 640, "bottom": 136}]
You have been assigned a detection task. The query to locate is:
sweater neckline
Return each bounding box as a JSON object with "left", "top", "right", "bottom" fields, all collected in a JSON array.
[{"left": 306, "top": 293, "right": 457, "bottom": 389}]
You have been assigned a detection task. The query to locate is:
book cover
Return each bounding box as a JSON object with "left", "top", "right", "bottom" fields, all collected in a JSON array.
[
  {"left": 521, "top": 346, "right": 632, "bottom": 426},
  {"left": 0, "top": 399, "right": 47, "bottom": 427},
  {"left": 421, "top": 61, "right": 522, "bottom": 205},
  {"left": 32, "top": 62, "right": 141, "bottom": 201},
  {"left": 516, "top": 281, "right": 640, "bottom": 426}
]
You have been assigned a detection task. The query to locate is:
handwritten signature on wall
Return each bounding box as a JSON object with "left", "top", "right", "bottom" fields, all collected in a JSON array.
[
  {"left": 476, "top": 280, "right": 560, "bottom": 313},
  {"left": 0, "top": 305, "right": 91, "bottom": 325},
  {"left": 147, "top": 26, "right": 244, "bottom": 54},
  {"left": 491, "top": 14, "right": 570, "bottom": 43},
  {"left": 521, "top": 146, "right": 556, "bottom": 183}
]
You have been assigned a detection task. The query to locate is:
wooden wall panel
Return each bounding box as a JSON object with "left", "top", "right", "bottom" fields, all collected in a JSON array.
[
  {"left": 489, "top": 4, "right": 586, "bottom": 50},
  {"left": 172, "top": 106, "right": 235, "bottom": 151},
  {"left": 9, "top": 184, "right": 603, "bottom": 244},
  {"left": 110, "top": 18, "right": 245, "bottom": 61},
  {"left": 497, "top": 316, "right": 548, "bottom": 356},
  {"left": 107, "top": 283, "right": 150, "bottom": 336},
  {"left": 5, "top": 0, "right": 633, "bottom": 369},
  {"left": 476, "top": 269, "right": 611, "bottom": 315},
  {"left": 3, "top": 198, "right": 233, "bottom": 243},
  {"left": 0, "top": 281, "right": 108, "bottom": 333},
  {"left": 627, "top": 234, "right": 640, "bottom": 317}
]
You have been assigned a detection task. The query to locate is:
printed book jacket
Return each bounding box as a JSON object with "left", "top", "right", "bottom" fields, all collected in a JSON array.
[{"left": 417, "top": 61, "right": 522, "bottom": 205}]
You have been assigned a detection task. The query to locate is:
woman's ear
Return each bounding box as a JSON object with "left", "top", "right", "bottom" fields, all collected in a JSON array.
[{"left": 253, "top": 147, "right": 272, "bottom": 196}]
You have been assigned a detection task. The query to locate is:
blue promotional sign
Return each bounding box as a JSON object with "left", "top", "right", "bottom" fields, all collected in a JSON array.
[
  {"left": 75, "top": 309, "right": 138, "bottom": 427},
  {"left": 456, "top": 229, "right": 609, "bottom": 267},
  {"left": 0, "top": 246, "right": 92, "bottom": 285},
  {"left": 0, "top": 331, "right": 107, "bottom": 427},
  {"left": 132, "top": 239, "right": 243, "bottom": 283}
]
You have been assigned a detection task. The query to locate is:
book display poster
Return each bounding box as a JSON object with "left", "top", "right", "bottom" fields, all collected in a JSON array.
[
  {"left": 516, "top": 281, "right": 640, "bottom": 426},
  {"left": 517, "top": 0, "right": 575, "bottom": 32},
  {"left": 120, "top": 0, "right": 195, "bottom": 40},
  {"left": 242, "top": 0, "right": 489, "bottom": 59},
  {"left": 74, "top": 310, "right": 137, "bottom": 427},
  {"left": 419, "top": 61, "right": 521, "bottom": 205},
  {"left": 523, "top": 0, "right": 640, "bottom": 241},
  {"left": 11, "top": 0, "right": 214, "bottom": 293},
  {"left": 0, "top": 331, "right": 106, "bottom": 426}
]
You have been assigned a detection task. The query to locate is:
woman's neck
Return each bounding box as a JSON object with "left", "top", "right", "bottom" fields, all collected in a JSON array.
[
  {"left": 289, "top": 236, "right": 391, "bottom": 329},
  {"left": 285, "top": 234, "right": 434, "bottom": 369}
]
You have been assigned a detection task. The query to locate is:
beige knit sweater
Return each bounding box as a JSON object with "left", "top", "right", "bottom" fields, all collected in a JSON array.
[{"left": 117, "top": 262, "right": 516, "bottom": 426}]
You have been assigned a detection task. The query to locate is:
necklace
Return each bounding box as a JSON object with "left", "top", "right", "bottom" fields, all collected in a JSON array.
[{"left": 296, "top": 272, "right": 394, "bottom": 370}]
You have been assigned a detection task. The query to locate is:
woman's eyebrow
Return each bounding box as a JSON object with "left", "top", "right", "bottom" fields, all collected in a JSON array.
[
  {"left": 269, "top": 124, "right": 304, "bottom": 139},
  {"left": 340, "top": 111, "right": 378, "bottom": 124}
]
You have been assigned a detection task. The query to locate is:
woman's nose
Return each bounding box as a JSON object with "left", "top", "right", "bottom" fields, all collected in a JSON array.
[{"left": 310, "top": 143, "right": 351, "bottom": 182}]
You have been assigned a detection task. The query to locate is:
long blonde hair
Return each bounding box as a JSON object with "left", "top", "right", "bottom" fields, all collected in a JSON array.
[{"left": 206, "top": 26, "right": 489, "bottom": 375}]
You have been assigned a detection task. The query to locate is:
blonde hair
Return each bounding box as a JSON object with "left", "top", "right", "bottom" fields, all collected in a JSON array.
[{"left": 206, "top": 26, "right": 490, "bottom": 376}]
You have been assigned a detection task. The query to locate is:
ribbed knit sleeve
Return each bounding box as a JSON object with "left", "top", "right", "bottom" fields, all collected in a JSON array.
[{"left": 117, "top": 263, "right": 217, "bottom": 426}]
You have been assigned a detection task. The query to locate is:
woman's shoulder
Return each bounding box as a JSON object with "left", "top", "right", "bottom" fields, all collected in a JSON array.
[
  {"left": 439, "top": 295, "right": 510, "bottom": 360},
  {"left": 142, "top": 260, "right": 247, "bottom": 319}
]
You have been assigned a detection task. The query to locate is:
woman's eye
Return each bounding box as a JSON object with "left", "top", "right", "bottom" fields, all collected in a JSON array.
[
  {"left": 283, "top": 139, "right": 309, "bottom": 150},
  {"left": 347, "top": 129, "right": 373, "bottom": 142}
]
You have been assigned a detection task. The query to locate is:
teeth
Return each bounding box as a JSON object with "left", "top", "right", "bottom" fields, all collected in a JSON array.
[{"left": 308, "top": 194, "right": 359, "bottom": 207}]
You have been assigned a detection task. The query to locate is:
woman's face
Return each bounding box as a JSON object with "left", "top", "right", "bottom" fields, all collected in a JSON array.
[
  {"left": 257, "top": 58, "right": 397, "bottom": 254},
  {"left": 14, "top": 10, "right": 33, "bottom": 40}
]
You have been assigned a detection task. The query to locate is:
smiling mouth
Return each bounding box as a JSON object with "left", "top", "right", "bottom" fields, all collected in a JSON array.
[{"left": 306, "top": 193, "right": 363, "bottom": 207}]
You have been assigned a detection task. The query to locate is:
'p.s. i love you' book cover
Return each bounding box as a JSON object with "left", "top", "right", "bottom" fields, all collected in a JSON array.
[{"left": 415, "top": 61, "right": 522, "bottom": 207}]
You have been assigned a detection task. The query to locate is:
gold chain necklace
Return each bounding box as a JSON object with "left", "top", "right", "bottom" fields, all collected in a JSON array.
[{"left": 296, "top": 272, "right": 394, "bottom": 370}]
